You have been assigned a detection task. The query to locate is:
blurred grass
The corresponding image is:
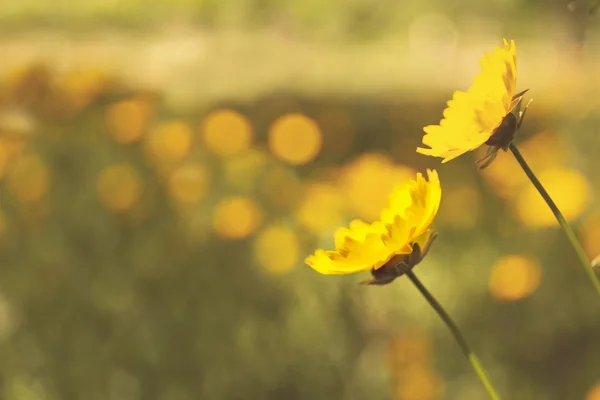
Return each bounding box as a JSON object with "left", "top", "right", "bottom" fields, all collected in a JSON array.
[{"left": 0, "top": 2, "right": 599, "bottom": 399}]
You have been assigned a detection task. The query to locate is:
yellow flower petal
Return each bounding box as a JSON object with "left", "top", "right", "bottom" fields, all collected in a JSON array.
[
  {"left": 305, "top": 169, "right": 442, "bottom": 276},
  {"left": 417, "top": 39, "right": 518, "bottom": 162}
]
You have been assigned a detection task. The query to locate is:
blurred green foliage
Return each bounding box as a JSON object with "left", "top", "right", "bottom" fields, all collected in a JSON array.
[{"left": 0, "top": 3, "right": 599, "bottom": 400}]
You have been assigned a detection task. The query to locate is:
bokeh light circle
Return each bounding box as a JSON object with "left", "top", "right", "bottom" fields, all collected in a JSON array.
[
  {"left": 515, "top": 167, "right": 591, "bottom": 228},
  {"left": 268, "top": 113, "right": 322, "bottom": 165},
  {"left": 586, "top": 382, "right": 600, "bottom": 400},
  {"left": 146, "top": 120, "right": 193, "bottom": 164},
  {"left": 437, "top": 186, "right": 482, "bottom": 229},
  {"left": 6, "top": 153, "right": 50, "bottom": 203},
  {"left": 167, "top": 162, "right": 211, "bottom": 204},
  {"left": 254, "top": 225, "right": 300, "bottom": 275},
  {"left": 213, "top": 196, "right": 263, "bottom": 239},
  {"left": 394, "top": 365, "right": 444, "bottom": 400},
  {"left": 106, "top": 97, "right": 153, "bottom": 144},
  {"left": 340, "top": 153, "right": 415, "bottom": 221},
  {"left": 581, "top": 211, "right": 600, "bottom": 261},
  {"left": 97, "top": 163, "right": 143, "bottom": 212},
  {"left": 489, "top": 255, "right": 541, "bottom": 301},
  {"left": 296, "top": 182, "right": 346, "bottom": 234},
  {"left": 201, "top": 109, "right": 253, "bottom": 157},
  {"left": 389, "top": 330, "right": 431, "bottom": 369}
]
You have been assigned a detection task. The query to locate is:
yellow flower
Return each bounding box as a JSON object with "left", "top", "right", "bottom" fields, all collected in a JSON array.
[
  {"left": 305, "top": 169, "right": 441, "bottom": 282},
  {"left": 417, "top": 39, "right": 526, "bottom": 164}
]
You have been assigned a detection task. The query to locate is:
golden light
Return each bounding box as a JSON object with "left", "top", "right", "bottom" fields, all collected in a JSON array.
[
  {"left": 213, "top": 196, "right": 263, "bottom": 239},
  {"left": 200, "top": 109, "right": 253, "bottom": 157},
  {"left": 437, "top": 185, "right": 482, "bottom": 229},
  {"left": 388, "top": 328, "right": 431, "bottom": 370},
  {"left": 479, "top": 151, "right": 525, "bottom": 201},
  {"left": 254, "top": 225, "right": 300, "bottom": 275},
  {"left": 518, "top": 131, "right": 566, "bottom": 167},
  {"left": 586, "top": 382, "right": 600, "bottom": 400},
  {"left": 515, "top": 167, "right": 591, "bottom": 228},
  {"left": 489, "top": 255, "right": 541, "bottom": 301},
  {"left": 106, "top": 97, "right": 153, "bottom": 144},
  {"left": 340, "top": 153, "right": 416, "bottom": 221},
  {"left": 268, "top": 113, "right": 322, "bottom": 165},
  {"left": 580, "top": 211, "right": 600, "bottom": 260},
  {"left": 0, "top": 137, "right": 27, "bottom": 160},
  {"left": 6, "top": 153, "right": 50, "bottom": 203},
  {"left": 97, "top": 163, "right": 143, "bottom": 212},
  {"left": 146, "top": 120, "right": 193, "bottom": 164},
  {"left": 480, "top": 131, "right": 565, "bottom": 201},
  {"left": 0, "top": 144, "right": 9, "bottom": 180},
  {"left": 6, "top": 63, "right": 51, "bottom": 107},
  {"left": 167, "top": 162, "right": 211, "bottom": 204},
  {"left": 394, "top": 365, "right": 444, "bottom": 400},
  {"left": 259, "top": 164, "right": 303, "bottom": 211},
  {"left": 296, "top": 182, "right": 347, "bottom": 234},
  {"left": 58, "top": 69, "right": 110, "bottom": 111}
]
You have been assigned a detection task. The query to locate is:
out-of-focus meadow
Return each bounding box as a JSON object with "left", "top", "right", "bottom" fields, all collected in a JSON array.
[{"left": 0, "top": 1, "right": 600, "bottom": 399}]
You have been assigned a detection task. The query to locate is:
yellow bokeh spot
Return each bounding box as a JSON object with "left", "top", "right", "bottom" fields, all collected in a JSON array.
[
  {"left": 437, "top": 186, "right": 481, "bottom": 229},
  {"left": 268, "top": 113, "right": 322, "bottom": 165},
  {"left": 0, "top": 144, "right": 9, "bottom": 180},
  {"left": 480, "top": 131, "right": 565, "bottom": 201},
  {"left": 586, "top": 382, "right": 600, "bottom": 400},
  {"left": 580, "top": 211, "right": 600, "bottom": 260},
  {"left": 394, "top": 365, "right": 443, "bottom": 400},
  {"left": 106, "top": 97, "right": 153, "bottom": 144},
  {"left": 97, "top": 164, "right": 143, "bottom": 212},
  {"left": 515, "top": 167, "right": 591, "bottom": 228},
  {"left": 58, "top": 69, "right": 110, "bottom": 111},
  {"left": 167, "top": 162, "right": 211, "bottom": 204},
  {"left": 518, "top": 131, "right": 566, "bottom": 168},
  {"left": 389, "top": 328, "right": 431, "bottom": 371},
  {"left": 201, "top": 109, "right": 253, "bottom": 157},
  {"left": 340, "top": 153, "right": 416, "bottom": 221},
  {"left": 489, "top": 255, "right": 541, "bottom": 301},
  {"left": 213, "top": 196, "right": 263, "bottom": 239},
  {"left": 146, "top": 121, "right": 193, "bottom": 164},
  {"left": 259, "top": 165, "right": 303, "bottom": 211},
  {"left": 296, "top": 182, "right": 346, "bottom": 234},
  {"left": 479, "top": 151, "right": 526, "bottom": 201},
  {"left": 6, "top": 63, "right": 51, "bottom": 108},
  {"left": 254, "top": 225, "right": 300, "bottom": 274},
  {"left": 6, "top": 153, "right": 50, "bottom": 203}
]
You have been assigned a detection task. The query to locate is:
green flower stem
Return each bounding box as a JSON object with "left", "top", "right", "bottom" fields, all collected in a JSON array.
[
  {"left": 405, "top": 270, "right": 502, "bottom": 400},
  {"left": 508, "top": 143, "right": 600, "bottom": 297}
]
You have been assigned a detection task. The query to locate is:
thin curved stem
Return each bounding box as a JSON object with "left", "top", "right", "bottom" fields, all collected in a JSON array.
[
  {"left": 509, "top": 143, "right": 600, "bottom": 298},
  {"left": 405, "top": 270, "right": 502, "bottom": 400}
]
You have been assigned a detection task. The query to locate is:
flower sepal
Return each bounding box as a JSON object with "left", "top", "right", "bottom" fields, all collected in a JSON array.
[
  {"left": 360, "top": 232, "right": 438, "bottom": 285},
  {"left": 476, "top": 91, "right": 532, "bottom": 170}
]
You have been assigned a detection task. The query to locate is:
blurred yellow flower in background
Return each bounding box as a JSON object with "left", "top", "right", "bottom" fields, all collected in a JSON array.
[
  {"left": 305, "top": 169, "right": 441, "bottom": 282},
  {"left": 418, "top": 39, "right": 524, "bottom": 163}
]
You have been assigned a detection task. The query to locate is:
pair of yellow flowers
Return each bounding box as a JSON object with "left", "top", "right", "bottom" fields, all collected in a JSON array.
[{"left": 306, "top": 39, "right": 526, "bottom": 283}]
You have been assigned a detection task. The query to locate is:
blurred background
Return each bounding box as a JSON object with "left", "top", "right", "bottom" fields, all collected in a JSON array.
[{"left": 0, "top": 0, "right": 599, "bottom": 399}]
